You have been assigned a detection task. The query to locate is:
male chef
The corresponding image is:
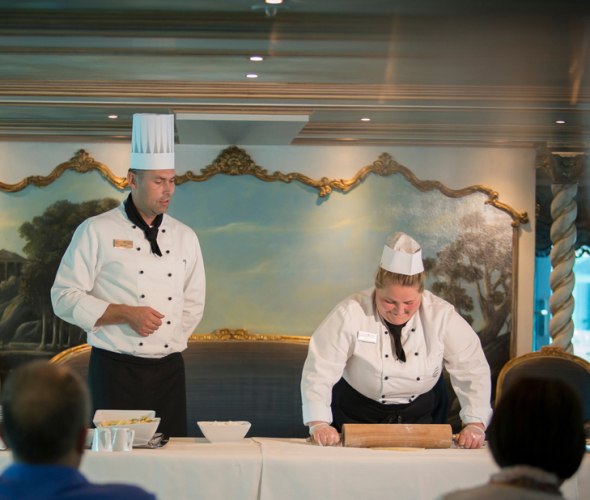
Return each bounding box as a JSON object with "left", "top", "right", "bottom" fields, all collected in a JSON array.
[{"left": 51, "top": 113, "right": 206, "bottom": 437}]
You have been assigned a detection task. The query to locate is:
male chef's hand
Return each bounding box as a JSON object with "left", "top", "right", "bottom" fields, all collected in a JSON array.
[
  {"left": 456, "top": 423, "right": 485, "bottom": 449},
  {"left": 127, "top": 306, "right": 165, "bottom": 336},
  {"left": 308, "top": 422, "right": 341, "bottom": 446},
  {"left": 96, "top": 304, "right": 164, "bottom": 337}
]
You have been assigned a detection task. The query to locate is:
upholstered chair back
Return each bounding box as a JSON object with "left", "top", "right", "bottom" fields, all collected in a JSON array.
[{"left": 495, "top": 346, "right": 590, "bottom": 421}]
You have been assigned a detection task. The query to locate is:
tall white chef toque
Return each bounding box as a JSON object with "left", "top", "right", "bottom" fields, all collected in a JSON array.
[
  {"left": 130, "top": 113, "right": 175, "bottom": 170},
  {"left": 380, "top": 232, "right": 424, "bottom": 276}
]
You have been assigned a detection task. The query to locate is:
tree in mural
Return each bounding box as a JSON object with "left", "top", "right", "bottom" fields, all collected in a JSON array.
[
  {"left": 18, "top": 198, "right": 119, "bottom": 350},
  {"left": 424, "top": 211, "right": 513, "bottom": 425},
  {"left": 424, "top": 211, "right": 512, "bottom": 347}
]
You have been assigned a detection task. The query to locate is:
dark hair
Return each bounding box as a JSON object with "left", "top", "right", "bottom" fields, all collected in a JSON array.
[
  {"left": 488, "top": 377, "right": 585, "bottom": 480},
  {"left": 1, "top": 360, "right": 89, "bottom": 463},
  {"left": 128, "top": 168, "right": 143, "bottom": 179}
]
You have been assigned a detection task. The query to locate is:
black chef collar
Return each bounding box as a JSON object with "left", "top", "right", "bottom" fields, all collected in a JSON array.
[
  {"left": 124, "top": 194, "right": 163, "bottom": 257},
  {"left": 384, "top": 320, "right": 407, "bottom": 363}
]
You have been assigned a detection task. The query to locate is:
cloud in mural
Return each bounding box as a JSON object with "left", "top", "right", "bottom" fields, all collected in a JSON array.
[
  {"left": 200, "top": 221, "right": 274, "bottom": 235},
  {"left": 226, "top": 261, "right": 273, "bottom": 276},
  {"left": 0, "top": 212, "right": 14, "bottom": 231}
]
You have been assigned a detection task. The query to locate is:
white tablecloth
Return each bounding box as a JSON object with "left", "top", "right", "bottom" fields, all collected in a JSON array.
[
  {"left": 0, "top": 438, "right": 262, "bottom": 500},
  {"left": 83, "top": 438, "right": 261, "bottom": 499},
  {"left": 0, "top": 438, "right": 587, "bottom": 500},
  {"left": 254, "top": 438, "right": 588, "bottom": 500}
]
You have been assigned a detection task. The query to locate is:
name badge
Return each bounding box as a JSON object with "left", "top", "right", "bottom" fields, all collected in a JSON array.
[
  {"left": 357, "top": 330, "right": 377, "bottom": 344},
  {"left": 113, "top": 239, "right": 133, "bottom": 249}
]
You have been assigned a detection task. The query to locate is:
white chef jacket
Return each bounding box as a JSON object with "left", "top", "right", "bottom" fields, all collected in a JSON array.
[
  {"left": 51, "top": 203, "right": 206, "bottom": 358},
  {"left": 301, "top": 288, "right": 492, "bottom": 427}
]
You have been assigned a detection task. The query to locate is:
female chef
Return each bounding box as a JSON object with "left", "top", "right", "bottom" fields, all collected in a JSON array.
[{"left": 301, "top": 232, "right": 492, "bottom": 448}]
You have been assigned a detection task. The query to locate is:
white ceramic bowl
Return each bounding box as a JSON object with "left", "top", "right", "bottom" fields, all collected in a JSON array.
[
  {"left": 93, "top": 410, "right": 160, "bottom": 445},
  {"left": 197, "top": 421, "right": 251, "bottom": 442}
]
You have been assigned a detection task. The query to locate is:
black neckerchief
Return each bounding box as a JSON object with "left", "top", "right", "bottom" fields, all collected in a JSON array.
[
  {"left": 124, "top": 194, "right": 163, "bottom": 256},
  {"left": 384, "top": 319, "right": 407, "bottom": 363}
]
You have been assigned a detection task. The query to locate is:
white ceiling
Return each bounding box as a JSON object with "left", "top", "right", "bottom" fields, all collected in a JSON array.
[{"left": 0, "top": 0, "right": 588, "bottom": 149}]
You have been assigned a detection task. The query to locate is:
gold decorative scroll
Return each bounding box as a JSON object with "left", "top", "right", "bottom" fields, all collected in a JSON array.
[
  {"left": 189, "top": 328, "right": 310, "bottom": 345},
  {"left": 0, "top": 149, "right": 127, "bottom": 192},
  {"left": 177, "top": 146, "right": 529, "bottom": 227},
  {"left": 1, "top": 146, "right": 528, "bottom": 226}
]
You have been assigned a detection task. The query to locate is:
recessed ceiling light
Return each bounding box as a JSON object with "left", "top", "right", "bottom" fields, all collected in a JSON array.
[
  {"left": 265, "top": 0, "right": 283, "bottom": 4},
  {"left": 108, "top": 114, "right": 118, "bottom": 119},
  {"left": 250, "top": 56, "right": 264, "bottom": 62},
  {"left": 360, "top": 117, "right": 371, "bottom": 122},
  {"left": 246, "top": 73, "right": 259, "bottom": 79},
  {"left": 555, "top": 119, "right": 566, "bottom": 124}
]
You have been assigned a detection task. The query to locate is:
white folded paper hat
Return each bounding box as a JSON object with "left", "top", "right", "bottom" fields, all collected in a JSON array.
[
  {"left": 380, "top": 232, "right": 424, "bottom": 275},
  {"left": 130, "top": 113, "right": 175, "bottom": 170}
]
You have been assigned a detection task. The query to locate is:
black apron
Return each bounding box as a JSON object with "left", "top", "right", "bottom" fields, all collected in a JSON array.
[
  {"left": 331, "top": 375, "right": 448, "bottom": 432},
  {"left": 89, "top": 347, "right": 187, "bottom": 437}
]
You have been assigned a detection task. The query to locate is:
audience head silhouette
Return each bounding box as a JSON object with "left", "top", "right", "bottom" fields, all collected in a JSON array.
[
  {"left": 443, "top": 376, "right": 586, "bottom": 499},
  {"left": 0, "top": 360, "right": 156, "bottom": 499},
  {"left": 488, "top": 376, "right": 585, "bottom": 482},
  {"left": 1, "top": 360, "right": 89, "bottom": 466}
]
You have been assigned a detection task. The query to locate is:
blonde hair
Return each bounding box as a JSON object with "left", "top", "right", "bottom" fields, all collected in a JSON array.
[{"left": 375, "top": 267, "right": 425, "bottom": 292}]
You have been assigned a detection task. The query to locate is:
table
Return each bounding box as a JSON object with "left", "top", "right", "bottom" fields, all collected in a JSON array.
[
  {"left": 255, "top": 438, "right": 589, "bottom": 500},
  {"left": 0, "top": 439, "right": 262, "bottom": 500},
  {"left": 0, "top": 438, "right": 587, "bottom": 500}
]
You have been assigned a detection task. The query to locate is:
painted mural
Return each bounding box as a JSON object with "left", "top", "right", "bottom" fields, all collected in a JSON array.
[{"left": 0, "top": 148, "right": 526, "bottom": 422}]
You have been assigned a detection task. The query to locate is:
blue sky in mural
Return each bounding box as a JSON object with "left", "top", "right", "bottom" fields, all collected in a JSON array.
[
  {"left": 170, "top": 173, "right": 506, "bottom": 334},
  {"left": 0, "top": 170, "right": 126, "bottom": 254},
  {"left": 0, "top": 169, "right": 511, "bottom": 336}
]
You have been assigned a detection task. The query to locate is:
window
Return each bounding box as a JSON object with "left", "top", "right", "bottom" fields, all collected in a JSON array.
[{"left": 534, "top": 250, "right": 590, "bottom": 362}]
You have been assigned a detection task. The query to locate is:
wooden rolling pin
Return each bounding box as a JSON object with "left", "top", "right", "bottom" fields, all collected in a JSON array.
[{"left": 342, "top": 423, "right": 453, "bottom": 449}]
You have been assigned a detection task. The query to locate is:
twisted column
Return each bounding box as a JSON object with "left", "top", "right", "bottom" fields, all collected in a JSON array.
[
  {"left": 535, "top": 146, "right": 585, "bottom": 353},
  {"left": 548, "top": 183, "right": 577, "bottom": 351}
]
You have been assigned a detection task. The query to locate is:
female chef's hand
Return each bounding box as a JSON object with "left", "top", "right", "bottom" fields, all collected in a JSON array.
[
  {"left": 308, "top": 422, "right": 341, "bottom": 446},
  {"left": 456, "top": 423, "right": 486, "bottom": 449}
]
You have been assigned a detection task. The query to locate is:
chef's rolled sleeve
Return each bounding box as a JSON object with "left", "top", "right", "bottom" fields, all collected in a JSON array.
[
  {"left": 180, "top": 231, "right": 206, "bottom": 340},
  {"left": 442, "top": 310, "right": 493, "bottom": 427},
  {"left": 301, "top": 304, "right": 354, "bottom": 424},
  {"left": 51, "top": 219, "right": 109, "bottom": 332}
]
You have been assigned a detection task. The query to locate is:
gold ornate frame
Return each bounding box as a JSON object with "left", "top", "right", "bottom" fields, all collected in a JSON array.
[
  {"left": 50, "top": 328, "right": 310, "bottom": 365},
  {"left": 0, "top": 150, "right": 127, "bottom": 192},
  {"left": 4, "top": 146, "right": 527, "bottom": 356},
  {"left": 0, "top": 146, "right": 529, "bottom": 227},
  {"left": 189, "top": 328, "right": 310, "bottom": 345}
]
